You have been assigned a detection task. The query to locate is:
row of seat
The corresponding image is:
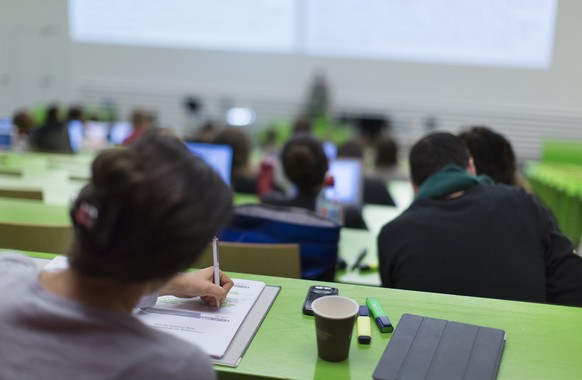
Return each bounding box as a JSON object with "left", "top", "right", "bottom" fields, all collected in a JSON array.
[{"left": 0, "top": 150, "right": 407, "bottom": 282}]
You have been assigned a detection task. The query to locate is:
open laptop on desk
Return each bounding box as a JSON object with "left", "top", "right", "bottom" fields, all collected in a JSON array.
[
  {"left": 0, "top": 117, "right": 13, "bottom": 150},
  {"left": 326, "top": 158, "right": 363, "bottom": 206},
  {"left": 108, "top": 121, "right": 133, "bottom": 145},
  {"left": 185, "top": 142, "right": 233, "bottom": 186}
]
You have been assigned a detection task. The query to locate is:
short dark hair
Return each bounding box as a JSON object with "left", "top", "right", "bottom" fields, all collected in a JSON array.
[
  {"left": 337, "top": 140, "right": 363, "bottom": 159},
  {"left": 69, "top": 132, "right": 233, "bottom": 282},
  {"left": 458, "top": 126, "right": 516, "bottom": 185},
  {"left": 409, "top": 132, "right": 471, "bottom": 186},
  {"left": 282, "top": 135, "right": 328, "bottom": 192},
  {"left": 375, "top": 136, "right": 399, "bottom": 168},
  {"left": 213, "top": 127, "right": 252, "bottom": 174}
]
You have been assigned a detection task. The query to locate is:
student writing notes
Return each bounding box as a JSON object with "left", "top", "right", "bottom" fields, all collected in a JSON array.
[{"left": 0, "top": 131, "right": 234, "bottom": 380}]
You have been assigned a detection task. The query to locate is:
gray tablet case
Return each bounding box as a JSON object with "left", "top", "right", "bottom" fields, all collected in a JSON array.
[{"left": 373, "top": 314, "right": 505, "bottom": 380}]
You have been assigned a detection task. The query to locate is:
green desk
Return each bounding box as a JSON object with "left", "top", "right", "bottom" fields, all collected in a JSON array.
[
  {"left": 0, "top": 177, "right": 84, "bottom": 206},
  {"left": 25, "top": 252, "right": 582, "bottom": 380},
  {"left": 233, "top": 193, "right": 259, "bottom": 205},
  {"left": 362, "top": 204, "right": 403, "bottom": 236},
  {"left": 0, "top": 198, "right": 70, "bottom": 224},
  {"left": 387, "top": 179, "right": 413, "bottom": 210},
  {"left": 336, "top": 228, "right": 381, "bottom": 286},
  {"left": 0, "top": 151, "right": 94, "bottom": 181},
  {"left": 527, "top": 162, "right": 582, "bottom": 246}
]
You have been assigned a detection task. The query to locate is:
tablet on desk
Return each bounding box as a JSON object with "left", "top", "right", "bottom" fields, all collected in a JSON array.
[{"left": 373, "top": 314, "right": 505, "bottom": 380}]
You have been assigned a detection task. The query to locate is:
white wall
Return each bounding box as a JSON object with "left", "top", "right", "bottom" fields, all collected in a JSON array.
[{"left": 2, "top": 0, "right": 582, "bottom": 158}]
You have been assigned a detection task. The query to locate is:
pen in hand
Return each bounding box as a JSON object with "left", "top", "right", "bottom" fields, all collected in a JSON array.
[{"left": 212, "top": 237, "right": 221, "bottom": 308}]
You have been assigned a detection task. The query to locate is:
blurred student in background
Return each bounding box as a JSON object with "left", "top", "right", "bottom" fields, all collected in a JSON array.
[
  {"left": 213, "top": 127, "right": 260, "bottom": 194},
  {"left": 262, "top": 134, "right": 366, "bottom": 229},
  {"left": 11, "top": 109, "right": 35, "bottom": 151},
  {"left": 122, "top": 109, "right": 154, "bottom": 145},
  {"left": 336, "top": 139, "right": 396, "bottom": 206},
  {"left": 33, "top": 104, "right": 73, "bottom": 153},
  {"left": 0, "top": 131, "right": 234, "bottom": 379},
  {"left": 372, "top": 134, "right": 408, "bottom": 182},
  {"left": 459, "top": 126, "right": 532, "bottom": 192}
]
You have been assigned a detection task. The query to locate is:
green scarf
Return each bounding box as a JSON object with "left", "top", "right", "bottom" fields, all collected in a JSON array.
[{"left": 414, "top": 164, "right": 493, "bottom": 202}]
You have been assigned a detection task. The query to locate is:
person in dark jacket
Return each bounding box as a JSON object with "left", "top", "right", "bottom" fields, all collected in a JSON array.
[{"left": 378, "top": 132, "right": 582, "bottom": 306}]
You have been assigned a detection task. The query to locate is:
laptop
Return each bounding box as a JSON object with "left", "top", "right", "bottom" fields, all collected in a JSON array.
[
  {"left": 84, "top": 121, "right": 109, "bottom": 149},
  {"left": 185, "top": 142, "right": 233, "bottom": 186},
  {"left": 108, "top": 121, "right": 133, "bottom": 145},
  {"left": 0, "top": 118, "right": 12, "bottom": 149},
  {"left": 323, "top": 141, "right": 337, "bottom": 159},
  {"left": 325, "top": 158, "right": 363, "bottom": 206}
]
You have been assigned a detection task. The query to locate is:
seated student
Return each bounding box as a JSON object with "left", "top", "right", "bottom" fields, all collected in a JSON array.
[
  {"left": 122, "top": 108, "right": 154, "bottom": 145},
  {"left": 0, "top": 131, "right": 234, "bottom": 379},
  {"left": 33, "top": 104, "right": 74, "bottom": 153},
  {"left": 372, "top": 134, "right": 408, "bottom": 183},
  {"left": 378, "top": 132, "right": 582, "bottom": 306},
  {"left": 459, "top": 126, "right": 532, "bottom": 192},
  {"left": 11, "top": 109, "right": 36, "bottom": 151},
  {"left": 262, "top": 135, "right": 367, "bottom": 229},
  {"left": 212, "top": 127, "right": 260, "bottom": 194},
  {"left": 336, "top": 139, "right": 396, "bottom": 206}
]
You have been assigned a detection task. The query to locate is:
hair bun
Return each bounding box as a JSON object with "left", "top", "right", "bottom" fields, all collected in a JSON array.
[{"left": 91, "top": 149, "right": 146, "bottom": 199}]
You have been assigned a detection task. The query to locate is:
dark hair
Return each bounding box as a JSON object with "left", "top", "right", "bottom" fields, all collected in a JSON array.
[
  {"left": 213, "top": 127, "right": 252, "bottom": 174},
  {"left": 292, "top": 116, "right": 313, "bottom": 135},
  {"left": 337, "top": 140, "right": 363, "bottom": 159},
  {"left": 67, "top": 106, "right": 84, "bottom": 122},
  {"left": 44, "top": 105, "right": 61, "bottom": 125},
  {"left": 458, "top": 126, "right": 516, "bottom": 185},
  {"left": 68, "top": 132, "right": 233, "bottom": 282},
  {"left": 12, "top": 110, "right": 35, "bottom": 133},
  {"left": 409, "top": 132, "right": 471, "bottom": 186},
  {"left": 282, "top": 135, "right": 328, "bottom": 192},
  {"left": 375, "top": 136, "right": 399, "bottom": 168}
]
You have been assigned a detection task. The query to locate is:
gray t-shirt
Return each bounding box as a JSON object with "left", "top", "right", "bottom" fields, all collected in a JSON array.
[{"left": 0, "top": 253, "right": 215, "bottom": 380}]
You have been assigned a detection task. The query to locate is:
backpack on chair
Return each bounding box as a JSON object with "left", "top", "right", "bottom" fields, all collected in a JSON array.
[{"left": 218, "top": 203, "right": 341, "bottom": 281}]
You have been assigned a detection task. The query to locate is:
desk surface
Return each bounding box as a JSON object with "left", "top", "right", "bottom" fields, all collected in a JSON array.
[
  {"left": 0, "top": 198, "right": 70, "bottom": 224},
  {"left": 336, "top": 228, "right": 381, "bottom": 286},
  {"left": 24, "top": 251, "right": 582, "bottom": 380}
]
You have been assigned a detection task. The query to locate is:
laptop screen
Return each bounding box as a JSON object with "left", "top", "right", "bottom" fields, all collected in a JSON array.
[
  {"left": 326, "top": 158, "right": 363, "bottom": 206},
  {"left": 0, "top": 118, "right": 12, "bottom": 149},
  {"left": 67, "top": 120, "right": 85, "bottom": 152},
  {"left": 108, "top": 122, "right": 133, "bottom": 145},
  {"left": 84, "top": 121, "right": 109, "bottom": 149},
  {"left": 322, "top": 141, "right": 337, "bottom": 159},
  {"left": 185, "top": 142, "right": 233, "bottom": 186}
]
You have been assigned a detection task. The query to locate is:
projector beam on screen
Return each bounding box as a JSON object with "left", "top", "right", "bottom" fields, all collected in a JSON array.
[{"left": 69, "top": 0, "right": 558, "bottom": 70}]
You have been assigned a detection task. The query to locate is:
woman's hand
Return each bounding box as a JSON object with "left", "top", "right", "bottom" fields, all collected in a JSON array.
[{"left": 160, "top": 268, "right": 234, "bottom": 306}]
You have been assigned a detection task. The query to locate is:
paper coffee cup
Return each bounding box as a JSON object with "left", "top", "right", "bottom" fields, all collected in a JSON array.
[{"left": 312, "top": 295, "right": 359, "bottom": 362}]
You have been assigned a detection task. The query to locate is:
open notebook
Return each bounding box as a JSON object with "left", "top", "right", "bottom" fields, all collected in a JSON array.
[
  {"left": 136, "top": 279, "right": 265, "bottom": 359},
  {"left": 42, "top": 256, "right": 278, "bottom": 366}
]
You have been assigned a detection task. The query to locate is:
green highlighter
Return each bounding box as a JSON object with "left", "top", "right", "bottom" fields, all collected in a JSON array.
[{"left": 365, "top": 297, "right": 393, "bottom": 333}]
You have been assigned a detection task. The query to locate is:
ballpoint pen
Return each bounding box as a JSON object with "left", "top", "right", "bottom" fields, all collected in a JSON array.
[
  {"left": 351, "top": 248, "right": 368, "bottom": 271},
  {"left": 212, "top": 236, "right": 221, "bottom": 308}
]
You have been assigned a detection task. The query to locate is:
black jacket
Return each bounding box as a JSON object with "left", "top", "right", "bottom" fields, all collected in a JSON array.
[{"left": 378, "top": 184, "right": 582, "bottom": 306}]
